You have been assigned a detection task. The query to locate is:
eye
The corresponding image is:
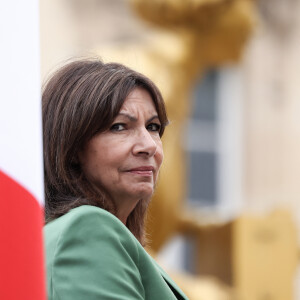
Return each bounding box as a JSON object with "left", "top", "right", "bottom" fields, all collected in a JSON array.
[
  {"left": 110, "top": 123, "right": 126, "bottom": 132},
  {"left": 147, "top": 123, "right": 161, "bottom": 132}
]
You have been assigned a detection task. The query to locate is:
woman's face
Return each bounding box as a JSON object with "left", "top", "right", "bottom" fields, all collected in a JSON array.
[{"left": 79, "top": 87, "right": 164, "bottom": 223}]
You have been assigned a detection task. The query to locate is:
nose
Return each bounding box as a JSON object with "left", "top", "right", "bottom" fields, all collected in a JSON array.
[{"left": 132, "top": 128, "right": 157, "bottom": 157}]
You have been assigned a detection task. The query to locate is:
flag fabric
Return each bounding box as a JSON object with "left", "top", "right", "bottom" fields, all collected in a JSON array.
[{"left": 0, "top": 1, "right": 46, "bottom": 299}]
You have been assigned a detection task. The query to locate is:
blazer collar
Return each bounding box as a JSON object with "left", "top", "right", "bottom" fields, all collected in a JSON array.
[{"left": 152, "top": 259, "right": 189, "bottom": 300}]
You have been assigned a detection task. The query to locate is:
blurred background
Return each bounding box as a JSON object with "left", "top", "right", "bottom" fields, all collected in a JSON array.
[{"left": 40, "top": 0, "right": 300, "bottom": 299}]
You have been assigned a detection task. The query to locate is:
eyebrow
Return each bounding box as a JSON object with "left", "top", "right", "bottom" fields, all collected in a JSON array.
[{"left": 118, "top": 113, "right": 160, "bottom": 123}]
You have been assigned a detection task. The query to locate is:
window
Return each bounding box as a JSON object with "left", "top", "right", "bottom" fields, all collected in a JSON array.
[{"left": 185, "top": 66, "right": 243, "bottom": 216}]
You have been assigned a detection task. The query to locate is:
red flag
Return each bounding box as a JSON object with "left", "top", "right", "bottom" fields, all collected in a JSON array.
[
  {"left": 0, "top": 0, "right": 46, "bottom": 299},
  {"left": 0, "top": 171, "right": 46, "bottom": 299}
]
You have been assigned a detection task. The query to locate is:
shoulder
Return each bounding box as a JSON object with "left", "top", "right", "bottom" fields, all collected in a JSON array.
[
  {"left": 46, "top": 204, "right": 126, "bottom": 231},
  {"left": 45, "top": 205, "right": 139, "bottom": 255},
  {"left": 44, "top": 205, "right": 145, "bottom": 299}
]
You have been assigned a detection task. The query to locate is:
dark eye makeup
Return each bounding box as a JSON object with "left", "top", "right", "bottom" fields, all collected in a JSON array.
[
  {"left": 147, "top": 123, "right": 161, "bottom": 132},
  {"left": 110, "top": 123, "right": 126, "bottom": 132},
  {"left": 109, "top": 122, "right": 161, "bottom": 133}
]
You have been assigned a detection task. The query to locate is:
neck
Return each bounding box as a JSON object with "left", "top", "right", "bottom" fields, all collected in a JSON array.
[
  {"left": 115, "top": 197, "right": 140, "bottom": 225},
  {"left": 118, "top": 213, "right": 128, "bottom": 225}
]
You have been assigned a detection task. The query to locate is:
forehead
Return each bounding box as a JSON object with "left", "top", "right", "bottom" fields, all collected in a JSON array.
[{"left": 119, "top": 88, "right": 157, "bottom": 114}]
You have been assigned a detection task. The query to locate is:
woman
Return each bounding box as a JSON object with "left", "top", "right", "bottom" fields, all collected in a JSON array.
[{"left": 43, "top": 59, "right": 188, "bottom": 300}]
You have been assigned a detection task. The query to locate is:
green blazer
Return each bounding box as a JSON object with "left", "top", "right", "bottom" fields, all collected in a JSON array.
[{"left": 44, "top": 205, "right": 188, "bottom": 300}]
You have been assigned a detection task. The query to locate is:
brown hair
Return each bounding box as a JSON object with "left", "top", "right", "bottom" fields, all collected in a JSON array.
[{"left": 42, "top": 59, "right": 168, "bottom": 244}]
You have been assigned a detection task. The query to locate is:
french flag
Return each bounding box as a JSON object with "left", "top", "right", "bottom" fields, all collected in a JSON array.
[{"left": 0, "top": 1, "right": 46, "bottom": 299}]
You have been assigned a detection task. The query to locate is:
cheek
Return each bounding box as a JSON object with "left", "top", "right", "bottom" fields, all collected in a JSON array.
[
  {"left": 153, "top": 149, "right": 163, "bottom": 185},
  {"left": 83, "top": 151, "right": 118, "bottom": 185},
  {"left": 155, "top": 144, "right": 164, "bottom": 168}
]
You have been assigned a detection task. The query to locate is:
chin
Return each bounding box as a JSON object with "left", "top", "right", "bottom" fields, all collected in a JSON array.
[
  {"left": 132, "top": 186, "right": 154, "bottom": 201},
  {"left": 119, "top": 181, "right": 154, "bottom": 205}
]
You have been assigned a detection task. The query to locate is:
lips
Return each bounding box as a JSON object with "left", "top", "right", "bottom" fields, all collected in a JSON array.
[{"left": 127, "top": 166, "right": 154, "bottom": 176}]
